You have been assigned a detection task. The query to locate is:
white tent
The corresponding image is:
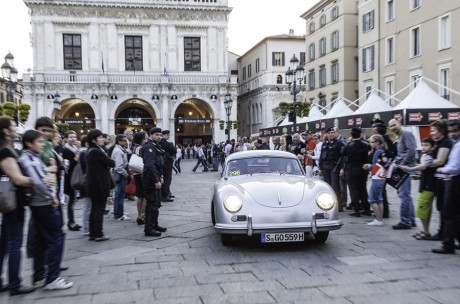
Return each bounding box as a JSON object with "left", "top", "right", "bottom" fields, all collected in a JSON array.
[
  {"left": 394, "top": 79, "right": 459, "bottom": 110},
  {"left": 323, "top": 97, "right": 354, "bottom": 119},
  {"left": 354, "top": 91, "right": 392, "bottom": 114},
  {"left": 278, "top": 115, "right": 308, "bottom": 126},
  {"left": 306, "top": 105, "right": 325, "bottom": 121}
]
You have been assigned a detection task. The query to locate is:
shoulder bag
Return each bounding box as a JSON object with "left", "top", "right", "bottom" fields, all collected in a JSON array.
[
  {"left": 129, "top": 146, "right": 144, "bottom": 173},
  {"left": 0, "top": 175, "right": 17, "bottom": 213}
]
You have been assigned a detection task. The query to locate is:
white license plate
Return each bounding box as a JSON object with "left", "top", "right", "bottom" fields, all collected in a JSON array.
[{"left": 261, "top": 232, "right": 304, "bottom": 243}]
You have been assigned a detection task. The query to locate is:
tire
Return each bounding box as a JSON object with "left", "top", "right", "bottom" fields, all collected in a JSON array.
[
  {"left": 221, "top": 234, "right": 233, "bottom": 246},
  {"left": 313, "top": 231, "right": 329, "bottom": 244}
]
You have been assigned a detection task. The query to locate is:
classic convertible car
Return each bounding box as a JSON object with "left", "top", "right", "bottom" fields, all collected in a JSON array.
[{"left": 211, "top": 150, "right": 343, "bottom": 245}]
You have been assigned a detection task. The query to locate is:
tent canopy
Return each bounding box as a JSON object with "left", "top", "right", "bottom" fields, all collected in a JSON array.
[
  {"left": 394, "top": 79, "right": 459, "bottom": 110},
  {"left": 354, "top": 91, "right": 393, "bottom": 114},
  {"left": 323, "top": 98, "right": 354, "bottom": 119},
  {"left": 307, "top": 105, "right": 325, "bottom": 122}
]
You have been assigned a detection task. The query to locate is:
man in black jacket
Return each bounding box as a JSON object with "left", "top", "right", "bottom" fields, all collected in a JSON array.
[
  {"left": 321, "top": 127, "right": 345, "bottom": 211},
  {"left": 342, "top": 127, "right": 371, "bottom": 217},
  {"left": 159, "top": 130, "right": 176, "bottom": 202},
  {"left": 142, "top": 127, "right": 167, "bottom": 237}
]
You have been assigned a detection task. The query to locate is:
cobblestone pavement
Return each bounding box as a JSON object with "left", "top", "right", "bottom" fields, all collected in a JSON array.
[{"left": 1, "top": 159, "right": 460, "bottom": 304}]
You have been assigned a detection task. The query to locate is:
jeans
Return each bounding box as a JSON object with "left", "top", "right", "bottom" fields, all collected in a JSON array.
[
  {"left": 29, "top": 205, "right": 65, "bottom": 284},
  {"left": 192, "top": 157, "right": 208, "bottom": 172},
  {"left": 173, "top": 157, "right": 182, "bottom": 173},
  {"left": 368, "top": 179, "right": 385, "bottom": 204},
  {"left": 90, "top": 197, "right": 107, "bottom": 238},
  {"left": 82, "top": 197, "right": 91, "bottom": 234},
  {"left": 398, "top": 174, "right": 415, "bottom": 226},
  {"left": 67, "top": 189, "right": 77, "bottom": 224},
  {"left": 113, "top": 176, "right": 128, "bottom": 219},
  {"left": 0, "top": 207, "right": 25, "bottom": 291}
]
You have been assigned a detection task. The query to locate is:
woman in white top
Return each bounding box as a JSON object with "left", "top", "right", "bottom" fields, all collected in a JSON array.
[{"left": 173, "top": 144, "right": 182, "bottom": 174}]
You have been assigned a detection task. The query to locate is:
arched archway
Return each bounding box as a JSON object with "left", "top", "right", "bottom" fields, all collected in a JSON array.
[
  {"left": 59, "top": 98, "right": 96, "bottom": 137},
  {"left": 174, "top": 98, "right": 213, "bottom": 145},
  {"left": 114, "top": 99, "right": 156, "bottom": 134}
]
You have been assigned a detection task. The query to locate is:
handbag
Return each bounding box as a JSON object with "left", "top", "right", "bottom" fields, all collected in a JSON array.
[
  {"left": 0, "top": 174, "right": 17, "bottom": 213},
  {"left": 70, "top": 162, "right": 86, "bottom": 191},
  {"left": 386, "top": 165, "right": 410, "bottom": 190},
  {"left": 129, "top": 148, "right": 144, "bottom": 173}
]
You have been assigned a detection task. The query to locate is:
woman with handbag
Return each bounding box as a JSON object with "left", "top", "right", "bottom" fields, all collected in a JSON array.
[
  {"left": 131, "top": 132, "right": 147, "bottom": 225},
  {"left": 0, "top": 117, "right": 35, "bottom": 295},
  {"left": 85, "top": 129, "right": 115, "bottom": 242}
]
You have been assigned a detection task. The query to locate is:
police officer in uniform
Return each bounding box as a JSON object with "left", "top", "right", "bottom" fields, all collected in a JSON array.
[
  {"left": 321, "top": 127, "right": 345, "bottom": 211},
  {"left": 159, "top": 130, "right": 176, "bottom": 202},
  {"left": 342, "top": 127, "right": 371, "bottom": 217},
  {"left": 141, "top": 127, "right": 167, "bottom": 237}
]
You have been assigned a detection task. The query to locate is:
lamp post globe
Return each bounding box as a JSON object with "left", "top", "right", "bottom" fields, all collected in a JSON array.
[
  {"left": 284, "top": 54, "right": 305, "bottom": 125},
  {"left": 53, "top": 92, "right": 61, "bottom": 121},
  {"left": 224, "top": 93, "right": 233, "bottom": 141}
]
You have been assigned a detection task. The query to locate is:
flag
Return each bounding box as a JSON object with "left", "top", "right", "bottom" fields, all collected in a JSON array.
[{"left": 101, "top": 52, "right": 105, "bottom": 73}]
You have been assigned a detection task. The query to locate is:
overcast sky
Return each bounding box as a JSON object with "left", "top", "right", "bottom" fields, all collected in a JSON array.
[{"left": 0, "top": 0, "right": 319, "bottom": 77}]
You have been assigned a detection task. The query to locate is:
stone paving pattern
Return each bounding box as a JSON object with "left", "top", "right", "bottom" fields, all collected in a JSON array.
[{"left": 1, "top": 159, "right": 460, "bottom": 304}]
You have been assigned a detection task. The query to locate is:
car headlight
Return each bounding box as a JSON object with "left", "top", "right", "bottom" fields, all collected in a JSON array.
[
  {"left": 224, "top": 195, "right": 243, "bottom": 213},
  {"left": 316, "top": 192, "right": 335, "bottom": 211}
]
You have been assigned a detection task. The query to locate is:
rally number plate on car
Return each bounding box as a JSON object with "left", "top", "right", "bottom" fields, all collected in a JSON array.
[{"left": 261, "top": 232, "right": 304, "bottom": 243}]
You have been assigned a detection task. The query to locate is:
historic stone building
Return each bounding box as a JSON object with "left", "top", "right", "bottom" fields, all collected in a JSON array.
[
  {"left": 22, "top": 0, "right": 237, "bottom": 144},
  {"left": 237, "top": 31, "right": 306, "bottom": 138}
]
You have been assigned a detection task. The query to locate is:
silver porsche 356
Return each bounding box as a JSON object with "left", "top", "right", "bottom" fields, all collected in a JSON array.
[{"left": 211, "top": 150, "right": 343, "bottom": 246}]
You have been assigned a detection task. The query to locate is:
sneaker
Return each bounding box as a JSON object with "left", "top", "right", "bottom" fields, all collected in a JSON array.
[
  {"left": 367, "top": 220, "right": 383, "bottom": 226},
  {"left": 44, "top": 277, "right": 73, "bottom": 290},
  {"left": 392, "top": 222, "right": 411, "bottom": 230},
  {"left": 34, "top": 279, "right": 46, "bottom": 288},
  {"left": 83, "top": 232, "right": 90, "bottom": 236},
  {"left": 95, "top": 235, "right": 110, "bottom": 242},
  {"left": 117, "top": 215, "right": 131, "bottom": 221}
]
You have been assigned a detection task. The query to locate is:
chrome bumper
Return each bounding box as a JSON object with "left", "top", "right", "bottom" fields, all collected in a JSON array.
[{"left": 215, "top": 212, "right": 343, "bottom": 235}]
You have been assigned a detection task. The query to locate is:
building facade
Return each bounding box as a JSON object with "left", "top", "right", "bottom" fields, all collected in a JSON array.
[
  {"left": 22, "top": 0, "right": 237, "bottom": 144},
  {"left": 301, "top": 0, "right": 360, "bottom": 114},
  {"left": 358, "top": 0, "right": 460, "bottom": 106},
  {"left": 237, "top": 31, "right": 306, "bottom": 138}
]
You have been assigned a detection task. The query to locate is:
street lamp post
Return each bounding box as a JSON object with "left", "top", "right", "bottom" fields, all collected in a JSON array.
[
  {"left": 285, "top": 54, "right": 305, "bottom": 125},
  {"left": 1, "top": 52, "right": 18, "bottom": 103},
  {"left": 224, "top": 93, "right": 233, "bottom": 141},
  {"left": 52, "top": 92, "right": 61, "bottom": 122},
  {"left": 2, "top": 53, "right": 19, "bottom": 124}
]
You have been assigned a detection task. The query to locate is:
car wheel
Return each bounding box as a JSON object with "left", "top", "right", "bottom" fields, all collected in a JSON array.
[
  {"left": 313, "top": 231, "right": 329, "bottom": 244},
  {"left": 221, "top": 234, "right": 233, "bottom": 246}
]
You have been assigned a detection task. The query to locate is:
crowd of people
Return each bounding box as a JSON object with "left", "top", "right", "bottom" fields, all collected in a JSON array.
[
  {"left": 219, "top": 119, "right": 460, "bottom": 254},
  {"left": 1, "top": 115, "right": 459, "bottom": 296}
]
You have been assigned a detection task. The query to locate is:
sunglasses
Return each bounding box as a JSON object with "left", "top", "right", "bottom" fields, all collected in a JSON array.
[{"left": 39, "top": 128, "right": 55, "bottom": 133}]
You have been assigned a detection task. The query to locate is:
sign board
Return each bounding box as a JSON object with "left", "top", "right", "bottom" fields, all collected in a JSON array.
[
  {"left": 61, "top": 119, "right": 93, "bottom": 125},
  {"left": 129, "top": 118, "right": 142, "bottom": 126},
  {"left": 177, "top": 118, "right": 211, "bottom": 124}
]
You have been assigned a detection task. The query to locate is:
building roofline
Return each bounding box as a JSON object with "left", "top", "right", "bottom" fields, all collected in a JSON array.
[
  {"left": 237, "top": 34, "right": 306, "bottom": 60},
  {"left": 301, "top": 0, "right": 335, "bottom": 20}
]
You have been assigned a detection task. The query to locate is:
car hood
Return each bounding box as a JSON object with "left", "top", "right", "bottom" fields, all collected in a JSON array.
[{"left": 230, "top": 175, "right": 305, "bottom": 208}]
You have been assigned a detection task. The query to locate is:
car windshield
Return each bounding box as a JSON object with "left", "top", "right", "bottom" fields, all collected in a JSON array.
[{"left": 226, "top": 156, "right": 304, "bottom": 176}]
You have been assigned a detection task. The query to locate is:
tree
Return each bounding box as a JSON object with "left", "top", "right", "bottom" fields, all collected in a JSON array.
[
  {"left": 2, "top": 102, "right": 17, "bottom": 120},
  {"left": 278, "top": 101, "right": 311, "bottom": 118},
  {"left": 18, "top": 104, "right": 31, "bottom": 122}
]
